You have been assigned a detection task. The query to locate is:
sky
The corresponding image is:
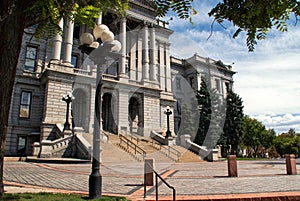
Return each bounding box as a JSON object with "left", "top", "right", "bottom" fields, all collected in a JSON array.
[{"left": 166, "top": 1, "right": 300, "bottom": 134}]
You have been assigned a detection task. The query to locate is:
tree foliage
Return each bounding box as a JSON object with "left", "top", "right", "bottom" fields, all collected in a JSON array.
[
  {"left": 275, "top": 129, "right": 300, "bottom": 157},
  {"left": 242, "top": 116, "right": 276, "bottom": 158},
  {"left": 194, "top": 79, "right": 224, "bottom": 149},
  {"left": 179, "top": 104, "right": 197, "bottom": 138},
  {"left": 223, "top": 90, "right": 244, "bottom": 155},
  {"left": 154, "top": 0, "right": 197, "bottom": 23},
  {"left": 209, "top": 0, "right": 300, "bottom": 51},
  {"left": 194, "top": 79, "right": 211, "bottom": 146}
]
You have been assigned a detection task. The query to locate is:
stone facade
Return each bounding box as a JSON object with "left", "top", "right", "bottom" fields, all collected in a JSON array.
[{"left": 5, "top": 1, "right": 235, "bottom": 156}]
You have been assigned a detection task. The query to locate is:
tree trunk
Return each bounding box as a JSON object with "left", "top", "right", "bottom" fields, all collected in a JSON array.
[{"left": 0, "top": 3, "right": 26, "bottom": 197}]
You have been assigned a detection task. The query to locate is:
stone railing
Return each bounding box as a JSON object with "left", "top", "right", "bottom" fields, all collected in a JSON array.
[
  {"left": 150, "top": 131, "right": 181, "bottom": 161},
  {"left": 180, "top": 134, "right": 219, "bottom": 162},
  {"left": 102, "top": 74, "right": 118, "bottom": 81},
  {"left": 150, "top": 130, "right": 176, "bottom": 146},
  {"left": 39, "top": 135, "right": 74, "bottom": 158},
  {"left": 73, "top": 68, "right": 91, "bottom": 76},
  {"left": 74, "top": 134, "right": 92, "bottom": 160}
]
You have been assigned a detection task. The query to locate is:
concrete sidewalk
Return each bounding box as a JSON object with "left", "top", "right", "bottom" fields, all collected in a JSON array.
[{"left": 3, "top": 159, "right": 300, "bottom": 200}]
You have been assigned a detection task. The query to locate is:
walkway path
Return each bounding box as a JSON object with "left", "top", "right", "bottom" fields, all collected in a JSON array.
[{"left": 4, "top": 159, "right": 300, "bottom": 200}]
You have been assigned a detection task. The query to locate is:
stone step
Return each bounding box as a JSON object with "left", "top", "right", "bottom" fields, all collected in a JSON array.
[
  {"left": 78, "top": 131, "right": 203, "bottom": 163},
  {"left": 174, "top": 146, "right": 203, "bottom": 163}
]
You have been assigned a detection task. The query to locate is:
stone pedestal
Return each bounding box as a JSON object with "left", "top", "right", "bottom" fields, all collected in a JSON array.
[
  {"left": 32, "top": 142, "right": 40, "bottom": 157},
  {"left": 286, "top": 154, "right": 297, "bottom": 175},
  {"left": 164, "top": 137, "right": 175, "bottom": 146},
  {"left": 144, "top": 158, "right": 154, "bottom": 186},
  {"left": 228, "top": 155, "right": 238, "bottom": 177},
  {"left": 207, "top": 149, "right": 219, "bottom": 162},
  {"left": 180, "top": 134, "right": 191, "bottom": 148},
  {"left": 39, "top": 140, "right": 53, "bottom": 158}
]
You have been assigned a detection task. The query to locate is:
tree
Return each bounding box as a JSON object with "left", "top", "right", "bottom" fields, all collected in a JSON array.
[
  {"left": 209, "top": 0, "right": 300, "bottom": 51},
  {"left": 0, "top": 0, "right": 198, "bottom": 197},
  {"left": 1, "top": 0, "right": 299, "bottom": 196},
  {"left": 194, "top": 79, "right": 211, "bottom": 146},
  {"left": 223, "top": 90, "right": 244, "bottom": 156},
  {"left": 242, "top": 116, "right": 275, "bottom": 158},
  {"left": 194, "top": 79, "right": 224, "bottom": 149},
  {"left": 275, "top": 129, "right": 299, "bottom": 157},
  {"left": 179, "top": 104, "right": 197, "bottom": 140}
]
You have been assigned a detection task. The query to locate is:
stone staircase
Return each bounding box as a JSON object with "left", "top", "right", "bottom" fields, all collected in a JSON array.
[
  {"left": 79, "top": 131, "right": 203, "bottom": 163},
  {"left": 174, "top": 145, "right": 203, "bottom": 163}
]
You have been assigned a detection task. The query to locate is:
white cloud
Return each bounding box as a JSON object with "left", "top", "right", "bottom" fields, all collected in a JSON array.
[
  {"left": 168, "top": 2, "right": 300, "bottom": 133},
  {"left": 253, "top": 113, "right": 300, "bottom": 134}
]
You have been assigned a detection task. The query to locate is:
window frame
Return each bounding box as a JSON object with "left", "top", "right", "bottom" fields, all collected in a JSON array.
[
  {"left": 176, "top": 77, "right": 181, "bottom": 90},
  {"left": 24, "top": 45, "right": 38, "bottom": 72},
  {"left": 71, "top": 54, "right": 79, "bottom": 68},
  {"left": 189, "top": 76, "right": 195, "bottom": 90},
  {"left": 19, "top": 91, "right": 32, "bottom": 119}
]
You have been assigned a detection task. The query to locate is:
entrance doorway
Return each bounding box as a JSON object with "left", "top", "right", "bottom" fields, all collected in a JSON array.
[
  {"left": 102, "top": 93, "right": 116, "bottom": 133},
  {"left": 17, "top": 136, "right": 27, "bottom": 156},
  {"left": 128, "top": 97, "right": 142, "bottom": 134},
  {"left": 73, "top": 88, "right": 88, "bottom": 131}
]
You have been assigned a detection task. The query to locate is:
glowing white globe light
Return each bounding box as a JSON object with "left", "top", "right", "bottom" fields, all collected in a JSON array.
[
  {"left": 80, "top": 33, "right": 94, "bottom": 45},
  {"left": 90, "top": 42, "right": 99, "bottom": 49},
  {"left": 93, "top": 24, "right": 109, "bottom": 39},
  {"left": 101, "top": 30, "right": 114, "bottom": 42},
  {"left": 110, "top": 40, "right": 122, "bottom": 52}
]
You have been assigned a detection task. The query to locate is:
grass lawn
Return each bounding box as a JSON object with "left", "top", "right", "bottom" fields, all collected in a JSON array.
[{"left": 2, "top": 193, "right": 130, "bottom": 201}]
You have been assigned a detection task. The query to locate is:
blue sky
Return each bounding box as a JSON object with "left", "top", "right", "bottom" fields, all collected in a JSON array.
[{"left": 166, "top": 1, "right": 300, "bottom": 134}]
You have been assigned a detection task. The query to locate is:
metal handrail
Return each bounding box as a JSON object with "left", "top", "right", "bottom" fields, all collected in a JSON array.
[
  {"left": 119, "top": 135, "right": 146, "bottom": 160},
  {"left": 144, "top": 164, "right": 176, "bottom": 201},
  {"left": 123, "top": 131, "right": 140, "bottom": 144},
  {"left": 151, "top": 140, "right": 181, "bottom": 161}
]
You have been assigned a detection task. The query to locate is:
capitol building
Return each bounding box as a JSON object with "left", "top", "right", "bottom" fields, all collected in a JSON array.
[{"left": 5, "top": 0, "right": 235, "bottom": 157}]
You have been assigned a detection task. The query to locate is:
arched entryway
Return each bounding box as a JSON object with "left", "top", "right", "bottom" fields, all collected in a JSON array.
[
  {"left": 102, "top": 93, "right": 117, "bottom": 133},
  {"left": 128, "top": 97, "right": 143, "bottom": 134},
  {"left": 73, "top": 88, "right": 88, "bottom": 131}
]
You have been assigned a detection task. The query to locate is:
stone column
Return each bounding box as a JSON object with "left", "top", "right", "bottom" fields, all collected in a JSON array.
[
  {"left": 52, "top": 18, "right": 63, "bottom": 60},
  {"left": 158, "top": 42, "right": 165, "bottom": 91},
  {"left": 129, "top": 35, "right": 136, "bottom": 80},
  {"left": 96, "top": 12, "right": 102, "bottom": 25},
  {"left": 118, "top": 88, "right": 129, "bottom": 132},
  {"left": 142, "top": 24, "right": 149, "bottom": 81},
  {"left": 149, "top": 25, "right": 157, "bottom": 81},
  {"left": 120, "top": 17, "right": 127, "bottom": 76},
  {"left": 165, "top": 43, "right": 172, "bottom": 92},
  {"left": 63, "top": 15, "right": 74, "bottom": 64}
]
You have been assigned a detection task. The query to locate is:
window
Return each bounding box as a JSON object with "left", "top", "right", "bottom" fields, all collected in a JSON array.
[
  {"left": 225, "top": 82, "right": 230, "bottom": 93},
  {"left": 17, "top": 136, "right": 27, "bottom": 156},
  {"left": 73, "top": 26, "right": 80, "bottom": 39},
  {"left": 176, "top": 77, "right": 181, "bottom": 90},
  {"left": 215, "top": 79, "right": 221, "bottom": 92},
  {"left": 71, "top": 54, "right": 78, "bottom": 68},
  {"left": 24, "top": 46, "right": 37, "bottom": 72},
  {"left": 19, "top": 91, "right": 32, "bottom": 118},
  {"left": 190, "top": 77, "right": 195, "bottom": 90}
]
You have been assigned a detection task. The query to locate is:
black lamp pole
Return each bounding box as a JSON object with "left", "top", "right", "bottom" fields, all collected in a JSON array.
[
  {"left": 62, "top": 94, "right": 73, "bottom": 130},
  {"left": 79, "top": 37, "right": 121, "bottom": 199},
  {"left": 164, "top": 106, "right": 172, "bottom": 138}
]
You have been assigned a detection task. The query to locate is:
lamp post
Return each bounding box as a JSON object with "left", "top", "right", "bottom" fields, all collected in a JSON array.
[
  {"left": 164, "top": 106, "right": 172, "bottom": 138},
  {"left": 62, "top": 92, "right": 74, "bottom": 131},
  {"left": 79, "top": 24, "right": 121, "bottom": 199}
]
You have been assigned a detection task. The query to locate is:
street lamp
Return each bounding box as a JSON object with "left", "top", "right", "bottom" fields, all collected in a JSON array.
[
  {"left": 164, "top": 106, "right": 172, "bottom": 139},
  {"left": 62, "top": 92, "right": 74, "bottom": 131},
  {"left": 79, "top": 24, "right": 121, "bottom": 199}
]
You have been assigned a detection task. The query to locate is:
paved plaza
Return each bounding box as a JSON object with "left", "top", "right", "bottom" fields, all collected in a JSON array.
[{"left": 3, "top": 159, "right": 300, "bottom": 200}]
